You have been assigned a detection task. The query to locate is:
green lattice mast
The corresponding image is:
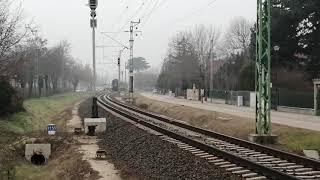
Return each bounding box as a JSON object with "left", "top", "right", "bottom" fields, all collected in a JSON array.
[{"left": 256, "top": 0, "right": 272, "bottom": 135}]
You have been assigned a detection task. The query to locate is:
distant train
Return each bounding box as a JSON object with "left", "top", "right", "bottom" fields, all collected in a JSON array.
[{"left": 112, "top": 79, "right": 119, "bottom": 91}]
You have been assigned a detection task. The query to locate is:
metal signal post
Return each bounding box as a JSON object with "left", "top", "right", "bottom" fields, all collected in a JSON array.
[
  {"left": 89, "top": 0, "right": 98, "bottom": 92},
  {"left": 118, "top": 47, "right": 128, "bottom": 93}
]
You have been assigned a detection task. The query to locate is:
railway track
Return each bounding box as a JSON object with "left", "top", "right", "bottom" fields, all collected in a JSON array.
[{"left": 97, "top": 93, "right": 320, "bottom": 180}]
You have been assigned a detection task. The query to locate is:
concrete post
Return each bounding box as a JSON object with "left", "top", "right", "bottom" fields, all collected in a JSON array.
[{"left": 314, "top": 83, "right": 317, "bottom": 116}]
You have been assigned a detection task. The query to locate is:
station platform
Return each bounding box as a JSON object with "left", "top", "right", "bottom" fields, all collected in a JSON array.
[{"left": 140, "top": 93, "right": 320, "bottom": 132}]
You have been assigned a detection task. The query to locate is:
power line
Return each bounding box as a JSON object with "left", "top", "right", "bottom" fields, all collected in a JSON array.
[
  {"left": 141, "top": 0, "right": 168, "bottom": 28},
  {"left": 111, "top": 5, "right": 129, "bottom": 31},
  {"left": 169, "top": 0, "right": 219, "bottom": 27},
  {"left": 140, "top": 0, "right": 158, "bottom": 20},
  {"left": 117, "top": 1, "right": 146, "bottom": 33},
  {"left": 143, "top": 0, "right": 220, "bottom": 33}
]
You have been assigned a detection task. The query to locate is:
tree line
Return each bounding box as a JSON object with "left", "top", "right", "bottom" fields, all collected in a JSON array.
[
  {"left": 157, "top": 0, "right": 320, "bottom": 94},
  {"left": 0, "top": 1, "right": 94, "bottom": 99}
]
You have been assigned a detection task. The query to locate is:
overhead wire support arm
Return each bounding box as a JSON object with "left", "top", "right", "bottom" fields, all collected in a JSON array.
[{"left": 100, "top": 32, "right": 129, "bottom": 49}]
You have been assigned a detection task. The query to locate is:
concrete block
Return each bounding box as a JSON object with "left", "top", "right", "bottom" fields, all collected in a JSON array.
[
  {"left": 248, "top": 134, "right": 278, "bottom": 144},
  {"left": 84, "top": 118, "right": 107, "bottom": 134},
  {"left": 25, "top": 144, "right": 51, "bottom": 163},
  {"left": 303, "top": 150, "right": 319, "bottom": 160}
]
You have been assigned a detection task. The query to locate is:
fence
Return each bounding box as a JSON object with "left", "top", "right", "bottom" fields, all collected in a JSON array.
[
  {"left": 209, "top": 90, "right": 251, "bottom": 107},
  {"left": 272, "top": 88, "right": 313, "bottom": 109},
  {"left": 210, "top": 88, "right": 314, "bottom": 109}
]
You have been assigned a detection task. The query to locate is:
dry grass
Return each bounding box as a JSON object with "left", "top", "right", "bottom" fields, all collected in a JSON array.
[
  {"left": 0, "top": 92, "right": 96, "bottom": 179},
  {"left": 14, "top": 143, "right": 99, "bottom": 180},
  {"left": 135, "top": 94, "right": 320, "bottom": 154}
]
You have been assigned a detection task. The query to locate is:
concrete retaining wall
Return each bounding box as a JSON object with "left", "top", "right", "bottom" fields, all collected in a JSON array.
[{"left": 277, "top": 106, "right": 314, "bottom": 115}]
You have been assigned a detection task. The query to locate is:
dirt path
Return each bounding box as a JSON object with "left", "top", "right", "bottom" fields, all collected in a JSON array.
[
  {"left": 141, "top": 92, "right": 320, "bottom": 131},
  {"left": 68, "top": 100, "right": 121, "bottom": 180}
]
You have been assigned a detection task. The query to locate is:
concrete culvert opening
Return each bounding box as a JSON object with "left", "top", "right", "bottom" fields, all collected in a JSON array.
[
  {"left": 31, "top": 153, "right": 46, "bottom": 165},
  {"left": 88, "top": 126, "right": 96, "bottom": 136}
]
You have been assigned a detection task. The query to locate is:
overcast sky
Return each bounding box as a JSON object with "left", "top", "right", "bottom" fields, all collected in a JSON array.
[{"left": 20, "top": 0, "right": 256, "bottom": 80}]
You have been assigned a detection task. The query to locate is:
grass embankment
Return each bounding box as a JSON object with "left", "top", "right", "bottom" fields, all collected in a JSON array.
[
  {"left": 0, "top": 92, "right": 95, "bottom": 180},
  {"left": 0, "top": 92, "right": 92, "bottom": 134},
  {"left": 135, "top": 94, "right": 320, "bottom": 154}
]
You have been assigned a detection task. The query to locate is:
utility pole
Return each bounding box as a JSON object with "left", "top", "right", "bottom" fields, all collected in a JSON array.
[
  {"left": 208, "top": 39, "right": 214, "bottom": 102},
  {"left": 125, "top": 62, "right": 127, "bottom": 90},
  {"left": 121, "top": 70, "right": 124, "bottom": 86},
  {"left": 125, "top": 20, "right": 141, "bottom": 102},
  {"left": 89, "top": 0, "right": 98, "bottom": 92},
  {"left": 118, "top": 47, "right": 128, "bottom": 93},
  {"left": 249, "top": 0, "right": 277, "bottom": 144}
]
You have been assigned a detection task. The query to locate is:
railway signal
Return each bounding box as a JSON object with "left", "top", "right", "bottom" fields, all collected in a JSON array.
[
  {"left": 89, "top": 0, "right": 98, "bottom": 10},
  {"left": 117, "top": 47, "right": 128, "bottom": 93},
  {"left": 88, "top": 0, "right": 98, "bottom": 92}
]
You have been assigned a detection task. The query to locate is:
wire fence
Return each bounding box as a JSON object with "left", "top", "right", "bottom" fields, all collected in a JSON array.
[{"left": 209, "top": 88, "right": 314, "bottom": 109}]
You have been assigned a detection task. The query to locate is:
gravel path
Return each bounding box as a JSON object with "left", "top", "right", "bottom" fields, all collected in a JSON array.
[{"left": 94, "top": 101, "right": 239, "bottom": 180}]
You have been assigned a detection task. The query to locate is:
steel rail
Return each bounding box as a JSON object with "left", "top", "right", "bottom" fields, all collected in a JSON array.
[
  {"left": 104, "top": 94, "right": 320, "bottom": 172},
  {"left": 97, "top": 94, "right": 299, "bottom": 180}
]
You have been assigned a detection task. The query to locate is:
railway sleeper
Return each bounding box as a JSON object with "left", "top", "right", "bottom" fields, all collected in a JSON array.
[
  {"left": 200, "top": 154, "right": 214, "bottom": 158},
  {"left": 294, "top": 168, "right": 313, "bottom": 172},
  {"left": 206, "top": 156, "right": 218, "bottom": 160},
  {"left": 295, "top": 171, "right": 320, "bottom": 176},
  {"left": 242, "top": 172, "right": 258, "bottom": 178},
  {"left": 226, "top": 166, "right": 243, "bottom": 171},
  {"left": 208, "top": 159, "right": 225, "bottom": 163},
  {"left": 194, "top": 152, "right": 209, "bottom": 156},
  {"left": 232, "top": 169, "right": 251, "bottom": 174},
  {"left": 220, "top": 164, "right": 237, "bottom": 168},
  {"left": 258, "top": 158, "right": 281, "bottom": 162},
  {"left": 245, "top": 176, "right": 267, "bottom": 180},
  {"left": 296, "top": 175, "right": 318, "bottom": 179},
  {"left": 214, "top": 161, "right": 230, "bottom": 166}
]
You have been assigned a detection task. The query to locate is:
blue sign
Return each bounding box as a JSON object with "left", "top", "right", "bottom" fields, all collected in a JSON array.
[{"left": 47, "top": 124, "right": 57, "bottom": 132}]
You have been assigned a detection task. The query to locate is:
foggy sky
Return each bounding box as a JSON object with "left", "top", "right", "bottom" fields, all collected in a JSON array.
[{"left": 20, "top": 0, "right": 256, "bottom": 80}]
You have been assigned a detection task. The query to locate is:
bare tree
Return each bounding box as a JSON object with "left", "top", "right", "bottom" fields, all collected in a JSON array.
[
  {"left": 190, "top": 25, "right": 221, "bottom": 100},
  {"left": 223, "top": 17, "right": 252, "bottom": 56},
  {"left": 0, "top": 0, "right": 29, "bottom": 73}
]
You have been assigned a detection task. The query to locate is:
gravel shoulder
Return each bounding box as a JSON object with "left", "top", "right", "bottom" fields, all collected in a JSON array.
[
  {"left": 135, "top": 93, "right": 320, "bottom": 154},
  {"left": 71, "top": 98, "right": 121, "bottom": 180},
  {"left": 78, "top": 97, "right": 241, "bottom": 180}
]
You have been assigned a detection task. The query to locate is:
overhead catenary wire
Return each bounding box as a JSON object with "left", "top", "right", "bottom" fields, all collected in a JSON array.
[
  {"left": 111, "top": 5, "right": 129, "bottom": 31},
  {"left": 140, "top": 0, "right": 158, "bottom": 20},
  {"left": 168, "top": 0, "right": 219, "bottom": 27},
  {"left": 142, "top": 0, "right": 220, "bottom": 34},
  {"left": 101, "top": 32, "right": 129, "bottom": 48},
  {"left": 116, "top": 1, "right": 146, "bottom": 34},
  {"left": 141, "top": 0, "right": 168, "bottom": 28}
]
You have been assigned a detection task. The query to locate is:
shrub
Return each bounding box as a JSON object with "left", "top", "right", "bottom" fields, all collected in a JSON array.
[
  {"left": 240, "top": 62, "right": 255, "bottom": 91},
  {"left": 0, "top": 80, "right": 23, "bottom": 115},
  {"left": 139, "top": 103, "right": 149, "bottom": 110}
]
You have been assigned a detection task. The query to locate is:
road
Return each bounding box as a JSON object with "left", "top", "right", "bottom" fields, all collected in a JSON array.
[{"left": 141, "top": 93, "right": 320, "bottom": 132}]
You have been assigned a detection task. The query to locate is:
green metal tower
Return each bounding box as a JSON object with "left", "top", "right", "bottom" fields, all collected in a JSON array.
[{"left": 256, "top": 0, "right": 272, "bottom": 135}]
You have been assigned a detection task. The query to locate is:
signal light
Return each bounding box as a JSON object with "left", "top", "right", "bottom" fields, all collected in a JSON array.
[{"left": 89, "top": 0, "right": 98, "bottom": 10}]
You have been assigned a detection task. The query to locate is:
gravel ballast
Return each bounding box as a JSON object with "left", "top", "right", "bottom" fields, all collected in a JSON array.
[{"left": 80, "top": 97, "right": 240, "bottom": 180}]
